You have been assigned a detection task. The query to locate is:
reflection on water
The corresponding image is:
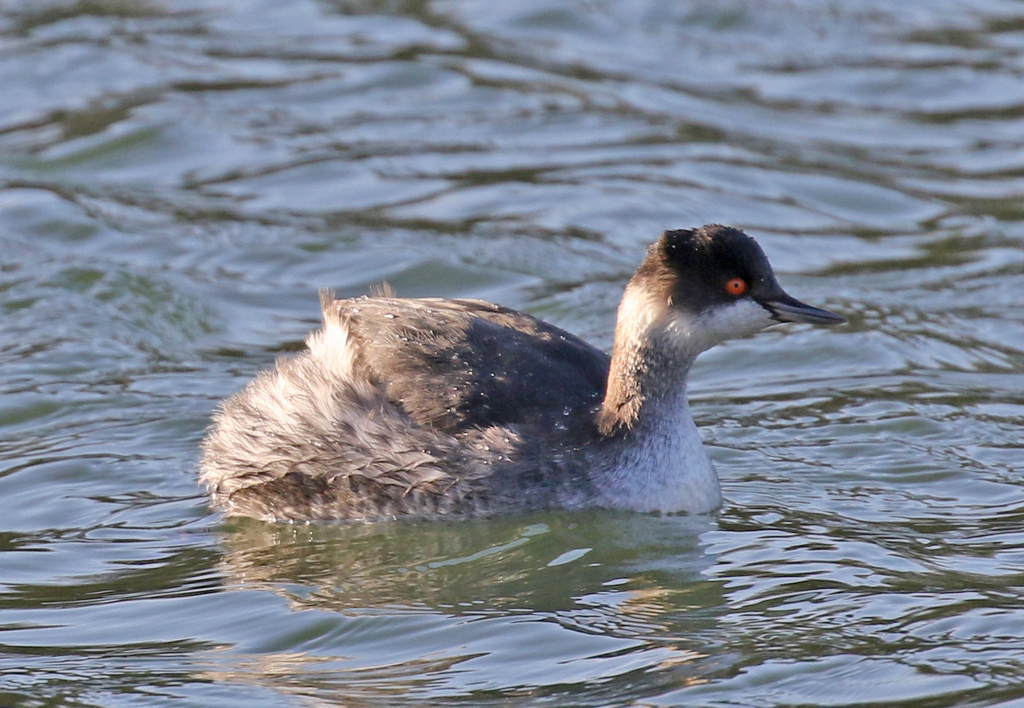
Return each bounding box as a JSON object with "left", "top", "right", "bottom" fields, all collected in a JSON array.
[
  {"left": 203, "top": 512, "right": 724, "bottom": 704},
  {"left": 1, "top": 0, "right": 1024, "bottom": 705},
  {"left": 207, "top": 513, "right": 720, "bottom": 705},
  {"left": 217, "top": 513, "right": 715, "bottom": 616}
]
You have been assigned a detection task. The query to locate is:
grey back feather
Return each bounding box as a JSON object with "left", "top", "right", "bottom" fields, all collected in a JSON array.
[{"left": 200, "top": 295, "right": 610, "bottom": 521}]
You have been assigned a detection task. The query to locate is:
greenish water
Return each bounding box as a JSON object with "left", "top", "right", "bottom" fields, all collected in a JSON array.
[{"left": 2, "top": 1, "right": 1024, "bottom": 706}]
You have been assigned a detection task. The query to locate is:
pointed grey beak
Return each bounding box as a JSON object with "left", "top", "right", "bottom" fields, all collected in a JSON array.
[{"left": 761, "top": 292, "right": 846, "bottom": 326}]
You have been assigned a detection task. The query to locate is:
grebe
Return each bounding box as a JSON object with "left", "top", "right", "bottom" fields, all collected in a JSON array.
[{"left": 200, "top": 225, "right": 845, "bottom": 522}]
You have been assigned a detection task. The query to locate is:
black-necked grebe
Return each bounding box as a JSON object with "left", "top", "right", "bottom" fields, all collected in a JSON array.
[{"left": 200, "top": 225, "right": 845, "bottom": 522}]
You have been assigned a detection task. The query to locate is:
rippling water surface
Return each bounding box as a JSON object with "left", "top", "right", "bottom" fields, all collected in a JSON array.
[{"left": 2, "top": 1, "right": 1024, "bottom": 706}]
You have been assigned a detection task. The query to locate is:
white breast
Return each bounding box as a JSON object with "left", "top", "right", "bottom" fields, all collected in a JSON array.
[{"left": 591, "top": 395, "right": 721, "bottom": 514}]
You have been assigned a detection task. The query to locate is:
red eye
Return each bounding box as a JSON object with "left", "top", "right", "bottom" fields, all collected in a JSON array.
[{"left": 725, "top": 278, "right": 748, "bottom": 296}]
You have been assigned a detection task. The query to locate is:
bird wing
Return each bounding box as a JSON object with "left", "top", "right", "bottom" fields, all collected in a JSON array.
[{"left": 324, "top": 295, "right": 610, "bottom": 433}]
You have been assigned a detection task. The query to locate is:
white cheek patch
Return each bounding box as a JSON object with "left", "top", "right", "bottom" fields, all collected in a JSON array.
[{"left": 665, "top": 299, "right": 774, "bottom": 355}]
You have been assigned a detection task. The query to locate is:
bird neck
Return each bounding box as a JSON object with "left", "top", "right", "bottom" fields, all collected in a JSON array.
[
  {"left": 596, "top": 283, "right": 696, "bottom": 436},
  {"left": 588, "top": 284, "right": 721, "bottom": 514}
]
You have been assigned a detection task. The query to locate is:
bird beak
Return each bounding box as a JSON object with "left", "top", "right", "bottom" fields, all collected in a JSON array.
[{"left": 761, "top": 292, "right": 846, "bottom": 325}]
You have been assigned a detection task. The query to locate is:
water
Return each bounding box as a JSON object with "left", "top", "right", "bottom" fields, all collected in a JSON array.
[{"left": 1, "top": 0, "right": 1024, "bottom": 705}]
